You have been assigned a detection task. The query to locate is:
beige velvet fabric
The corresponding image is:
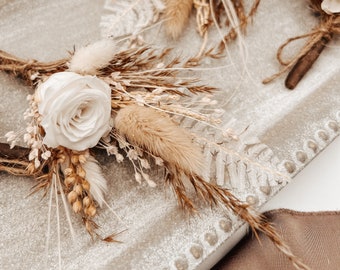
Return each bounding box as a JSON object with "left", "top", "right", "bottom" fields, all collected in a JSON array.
[{"left": 213, "top": 209, "right": 340, "bottom": 270}]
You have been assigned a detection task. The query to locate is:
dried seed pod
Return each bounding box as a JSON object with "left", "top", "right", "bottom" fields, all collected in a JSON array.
[
  {"left": 74, "top": 183, "right": 83, "bottom": 195},
  {"left": 71, "top": 155, "right": 79, "bottom": 164},
  {"left": 78, "top": 154, "right": 87, "bottom": 164},
  {"left": 85, "top": 205, "right": 96, "bottom": 217},
  {"left": 76, "top": 166, "right": 86, "bottom": 178},
  {"left": 64, "top": 176, "right": 76, "bottom": 187},
  {"left": 64, "top": 167, "right": 73, "bottom": 176},
  {"left": 82, "top": 180, "right": 90, "bottom": 192},
  {"left": 83, "top": 196, "right": 91, "bottom": 208},
  {"left": 57, "top": 154, "right": 66, "bottom": 164},
  {"left": 67, "top": 191, "right": 78, "bottom": 204},
  {"left": 72, "top": 200, "right": 82, "bottom": 213}
]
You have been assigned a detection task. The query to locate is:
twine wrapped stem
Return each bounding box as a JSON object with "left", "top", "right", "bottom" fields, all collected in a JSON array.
[{"left": 263, "top": 1, "right": 340, "bottom": 90}]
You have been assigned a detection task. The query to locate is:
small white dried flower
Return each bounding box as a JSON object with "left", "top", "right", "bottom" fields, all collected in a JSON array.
[
  {"left": 30, "top": 72, "right": 39, "bottom": 81},
  {"left": 134, "top": 172, "right": 142, "bottom": 184},
  {"left": 142, "top": 173, "right": 156, "bottom": 187},
  {"left": 10, "top": 141, "right": 16, "bottom": 149},
  {"left": 140, "top": 159, "right": 150, "bottom": 169},
  {"left": 5, "top": 131, "right": 16, "bottom": 140},
  {"left": 115, "top": 153, "right": 124, "bottom": 163},
  {"left": 34, "top": 158, "right": 41, "bottom": 169},
  {"left": 32, "top": 140, "right": 42, "bottom": 149},
  {"left": 127, "top": 149, "right": 138, "bottom": 160},
  {"left": 29, "top": 148, "right": 39, "bottom": 161},
  {"left": 154, "top": 157, "right": 164, "bottom": 166},
  {"left": 41, "top": 151, "right": 51, "bottom": 160},
  {"left": 106, "top": 145, "right": 118, "bottom": 155},
  {"left": 23, "top": 133, "right": 32, "bottom": 143},
  {"left": 26, "top": 94, "right": 33, "bottom": 101},
  {"left": 118, "top": 139, "right": 129, "bottom": 149}
]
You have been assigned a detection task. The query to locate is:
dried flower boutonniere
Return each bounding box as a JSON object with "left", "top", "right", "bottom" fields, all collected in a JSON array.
[
  {"left": 0, "top": 39, "right": 309, "bottom": 269},
  {"left": 263, "top": 0, "right": 340, "bottom": 89}
]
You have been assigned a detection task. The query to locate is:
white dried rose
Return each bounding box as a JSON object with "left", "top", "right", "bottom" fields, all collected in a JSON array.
[
  {"left": 321, "top": 0, "right": 340, "bottom": 14},
  {"left": 37, "top": 72, "right": 112, "bottom": 151}
]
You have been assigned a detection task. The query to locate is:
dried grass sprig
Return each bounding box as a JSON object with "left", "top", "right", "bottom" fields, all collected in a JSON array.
[
  {"left": 0, "top": 45, "right": 214, "bottom": 97},
  {"left": 114, "top": 105, "right": 204, "bottom": 176},
  {"left": 263, "top": 0, "right": 340, "bottom": 89},
  {"left": 167, "top": 171, "right": 310, "bottom": 270}
]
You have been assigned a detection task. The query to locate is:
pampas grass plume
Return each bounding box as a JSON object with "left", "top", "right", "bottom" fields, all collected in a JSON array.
[
  {"left": 69, "top": 39, "right": 116, "bottom": 75},
  {"left": 82, "top": 155, "right": 108, "bottom": 207},
  {"left": 164, "top": 0, "right": 193, "bottom": 39},
  {"left": 115, "top": 105, "right": 204, "bottom": 176}
]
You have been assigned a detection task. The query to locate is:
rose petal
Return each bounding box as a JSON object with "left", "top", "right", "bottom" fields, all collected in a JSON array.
[{"left": 321, "top": 0, "right": 340, "bottom": 14}]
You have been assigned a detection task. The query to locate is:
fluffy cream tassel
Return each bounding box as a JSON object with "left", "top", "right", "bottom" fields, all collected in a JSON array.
[
  {"left": 82, "top": 155, "right": 108, "bottom": 207},
  {"left": 115, "top": 105, "right": 204, "bottom": 176},
  {"left": 68, "top": 39, "right": 116, "bottom": 75},
  {"left": 164, "top": 0, "right": 193, "bottom": 39}
]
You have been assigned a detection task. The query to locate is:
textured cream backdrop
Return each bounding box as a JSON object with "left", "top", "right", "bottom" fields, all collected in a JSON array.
[{"left": 0, "top": 1, "right": 339, "bottom": 269}]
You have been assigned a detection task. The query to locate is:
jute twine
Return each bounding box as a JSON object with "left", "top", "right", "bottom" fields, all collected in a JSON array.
[{"left": 263, "top": 1, "right": 340, "bottom": 89}]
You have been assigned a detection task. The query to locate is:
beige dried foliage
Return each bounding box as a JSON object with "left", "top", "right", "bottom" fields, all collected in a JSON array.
[
  {"left": 115, "top": 105, "right": 204, "bottom": 176},
  {"left": 164, "top": 0, "right": 193, "bottom": 39}
]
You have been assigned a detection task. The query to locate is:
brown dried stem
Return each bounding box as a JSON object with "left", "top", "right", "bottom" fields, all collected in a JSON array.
[
  {"left": 167, "top": 169, "right": 310, "bottom": 270},
  {"left": 0, "top": 50, "right": 68, "bottom": 85},
  {"left": 0, "top": 143, "right": 30, "bottom": 175}
]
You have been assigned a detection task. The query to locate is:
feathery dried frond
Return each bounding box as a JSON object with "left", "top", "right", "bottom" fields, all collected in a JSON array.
[
  {"left": 82, "top": 155, "right": 108, "bottom": 207},
  {"left": 100, "top": 0, "right": 165, "bottom": 38},
  {"left": 69, "top": 39, "right": 116, "bottom": 75},
  {"left": 164, "top": 0, "right": 193, "bottom": 39}
]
